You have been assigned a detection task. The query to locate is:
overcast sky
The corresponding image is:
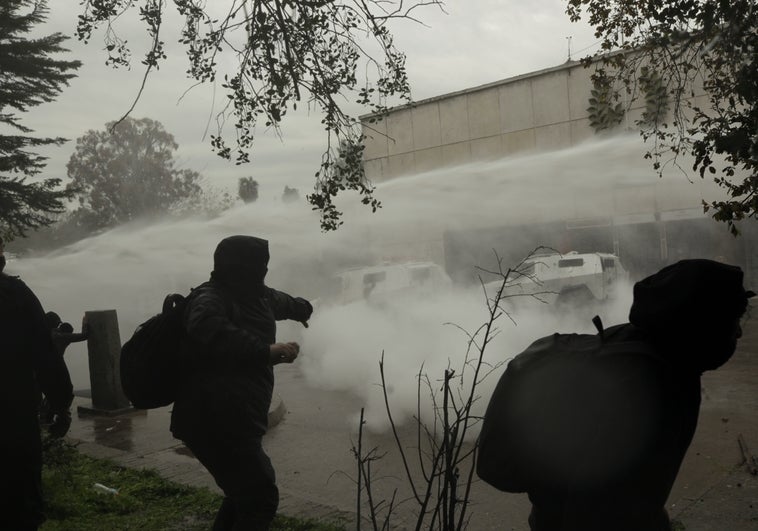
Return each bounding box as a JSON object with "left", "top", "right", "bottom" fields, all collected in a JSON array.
[{"left": 26, "top": 0, "right": 599, "bottom": 200}]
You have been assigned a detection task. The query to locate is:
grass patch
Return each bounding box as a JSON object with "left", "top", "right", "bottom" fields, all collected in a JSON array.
[{"left": 40, "top": 436, "right": 346, "bottom": 531}]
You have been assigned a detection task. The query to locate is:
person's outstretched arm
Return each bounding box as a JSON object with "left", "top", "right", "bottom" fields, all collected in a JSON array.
[{"left": 265, "top": 287, "right": 312, "bottom": 326}]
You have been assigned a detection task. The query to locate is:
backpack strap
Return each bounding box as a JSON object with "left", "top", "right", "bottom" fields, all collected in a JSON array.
[{"left": 592, "top": 314, "right": 604, "bottom": 341}]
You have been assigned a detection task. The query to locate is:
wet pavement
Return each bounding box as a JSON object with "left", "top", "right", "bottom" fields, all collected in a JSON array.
[{"left": 66, "top": 315, "right": 758, "bottom": 530}]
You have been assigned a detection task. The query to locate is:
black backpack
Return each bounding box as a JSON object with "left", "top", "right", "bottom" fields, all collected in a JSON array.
[
  {"left": 120, "top": 293, "right": 188, "bottom": 409},
  {"left": 477, "top": 318, "right": 665, "bottom": 493}
]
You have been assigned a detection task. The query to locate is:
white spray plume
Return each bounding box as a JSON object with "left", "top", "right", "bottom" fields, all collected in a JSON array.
[{"left": 8, "top": 133, "right": 709, "bottom": 430}]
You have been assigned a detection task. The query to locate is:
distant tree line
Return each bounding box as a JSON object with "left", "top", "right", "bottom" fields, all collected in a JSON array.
[{"left": 16, "top": 113, "right": 306, "bottom": 252}]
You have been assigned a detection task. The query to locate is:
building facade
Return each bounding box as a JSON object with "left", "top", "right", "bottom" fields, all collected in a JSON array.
[
  {"left": 361, "top": 59, "right": 665, "bottom": 183},
  {"left": 358, "top": 60, "right": 757, "bottom": 285}
]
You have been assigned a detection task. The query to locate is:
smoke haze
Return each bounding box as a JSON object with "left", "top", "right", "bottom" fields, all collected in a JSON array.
[{"left": 8, "top": 133, "right": 721, "bottom": 429}]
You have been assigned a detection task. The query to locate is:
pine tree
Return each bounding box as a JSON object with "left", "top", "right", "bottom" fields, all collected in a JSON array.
[{"left": 0, "top": 0, "right": 81, "bottom": 239}]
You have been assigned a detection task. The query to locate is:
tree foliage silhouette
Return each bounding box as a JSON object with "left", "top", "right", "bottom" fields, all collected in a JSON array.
[
  {"left": 75, "top": 0, "right": 443, "bottom": 230},
  {"left": 238, "top": 176, "right": 259, "bottom": 204},
  {"left": 0, "top": 0, "right": 80, "bottom": 239},
  {"left": 67, "top": 117, "right": 202, "bottom": 231},
  {"left": 568, "top": 0, "right": 758, "bottom": 234}
]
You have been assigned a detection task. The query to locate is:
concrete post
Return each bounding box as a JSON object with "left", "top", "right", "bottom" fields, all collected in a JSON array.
[{"left": 77, "top": 309, "right": 132, "bottom": 416}]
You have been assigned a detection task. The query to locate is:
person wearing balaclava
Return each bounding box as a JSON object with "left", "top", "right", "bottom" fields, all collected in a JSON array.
[
  {"left": 0, "top": 236, "right": 74, "bottom": 530},
  {"left": 170, "top": 235, "right": 312, "bottom": 531},
  {"left": 477, "top": 259, "right": 753, "bottom": 531}
]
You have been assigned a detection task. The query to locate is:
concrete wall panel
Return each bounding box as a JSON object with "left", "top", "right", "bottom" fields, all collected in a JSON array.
[
  {"left": 532, "top": 72, "right": 570, "bottom": 127},
  {"left": 386, "top": 108, "right": 414, "bottom": 156},
  {"left": 441, "top": 142, "right": 471, "bottom": 167},
  {"left": 470, "top": 136, "right": 503, "bottom": 161},
  {"left": 535, "top": 122, "right": 572, "bottom": 151},
  {"left": 387, "top": 152, "right": 416, "bottom": 178},
  {"left": 411, "top": 103, "right": 442, "bottom": 151},
  {"left": 567, "top": 66, "right": 594, "bottom": 120},
  {"left": 414, "top": 146, "right": 445, "bottom": 174},
  {"left": 439, "top": 95, "right": 469, "bottom": 145},
  {"left": 502, "top": 129, "right": 536, "bottom": 155},
  {"left": 570, "top": 118, "right": 594, "bottom": 145},
  {"left": 362, "top": 118, "right": 389, "bottom": 161},
  {"left": 467, "top": 88, "right": 501, "bottom": 139},
  {"left": 364, "top": 157, "right": 389, "bottom": 183},
  {"left": 499, "top": 81, "right": 534, "bottom": 133}
]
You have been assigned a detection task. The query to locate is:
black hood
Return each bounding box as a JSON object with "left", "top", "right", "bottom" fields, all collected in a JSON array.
[
  {"left": 629, "top": 259, "right": 754, "bottom": 371},
  {"left": 211, "top": 235, "right": 270, "bottom": 294}
]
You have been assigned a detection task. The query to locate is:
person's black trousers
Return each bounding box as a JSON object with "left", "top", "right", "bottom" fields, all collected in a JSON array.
[{"left": 183, "top": 432, "right": 279, "bottom": 531}]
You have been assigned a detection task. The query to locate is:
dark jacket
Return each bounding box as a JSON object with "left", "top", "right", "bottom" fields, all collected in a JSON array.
[
  {"left": 478, "top": 322, "right": 699, "bottom": 531},
  {"left": 478, "top": 259, "right": 751, "bottom": 531},
  {"left": 0, "top": 273, "right": 73, "bottom": 445},
  {"left": 170, "top": 279, "right": 311, "bottom": 441}
]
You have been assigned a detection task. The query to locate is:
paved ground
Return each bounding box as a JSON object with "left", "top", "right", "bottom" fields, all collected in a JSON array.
[{"left": 66, "top": 313, "right": 758, "bottom": 530}]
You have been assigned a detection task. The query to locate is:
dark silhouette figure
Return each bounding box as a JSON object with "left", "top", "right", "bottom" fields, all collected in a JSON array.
[
  {"left": 45, "top": 311, "right": 88, "bottom": 356},
  {"left": 477, "top": 259, "right": 753, "bottom": 531},
  {"left": 170, "top": 235, "right": 312, "bottom": 531},
  {"left": 0, "top": 238, "right": 74, "bottom": 530},
  {"left": 39, "top": 311, "right": 87, "bottom": 425}
]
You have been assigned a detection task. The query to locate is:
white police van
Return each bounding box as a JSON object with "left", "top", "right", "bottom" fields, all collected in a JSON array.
[
  {"left": 328, "top": 261, "right": 453, "bottom": 305},
  {"left": 490, "top": 251, "right": 629, "bottom": 307}
]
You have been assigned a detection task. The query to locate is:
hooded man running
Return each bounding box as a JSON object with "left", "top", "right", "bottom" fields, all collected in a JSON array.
[{"left": 170, "top": 235, "right": 313, "bottom": 531}]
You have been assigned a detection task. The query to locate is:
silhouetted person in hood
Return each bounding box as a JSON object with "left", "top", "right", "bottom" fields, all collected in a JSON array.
[
  {"left": 477, "top": 259, "right": 753, "bottom": 531},
  {"left": 170, "top": 235, "right": 312, "bottom": 531},
  {"left": 44, "top": 311, "right": 87, "bottom": 357},
  {"left": 38, "top": 311, "right": 87, "bottom": 425},
  {"left": 0, "top": 237, "right": 73, "bottom": 530}
]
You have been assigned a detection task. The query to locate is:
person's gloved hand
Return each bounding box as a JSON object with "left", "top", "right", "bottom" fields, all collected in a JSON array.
[
  {"left": 294, "top": 297, "right": 313, "bottom": 328},
  {"left": 48, "top": 410, "right": 72, "bottom": 438}
]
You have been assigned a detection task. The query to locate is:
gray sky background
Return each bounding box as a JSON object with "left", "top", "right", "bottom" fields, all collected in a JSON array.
[{"left": 26, "top": 1, "right": 599, "bottom": 201}]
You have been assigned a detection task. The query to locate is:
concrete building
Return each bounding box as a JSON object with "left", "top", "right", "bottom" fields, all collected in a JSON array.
[
  {"left": 358, "top": 60, "right": 758, "bottom": 285},
  {"left": 361, "top": 59, "right": 651, "bottom": 182}
]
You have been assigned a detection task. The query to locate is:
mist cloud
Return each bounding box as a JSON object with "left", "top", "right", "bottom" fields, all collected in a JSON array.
[{"left": 11, "top": 135, "right": 687, "bottom": 435}]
